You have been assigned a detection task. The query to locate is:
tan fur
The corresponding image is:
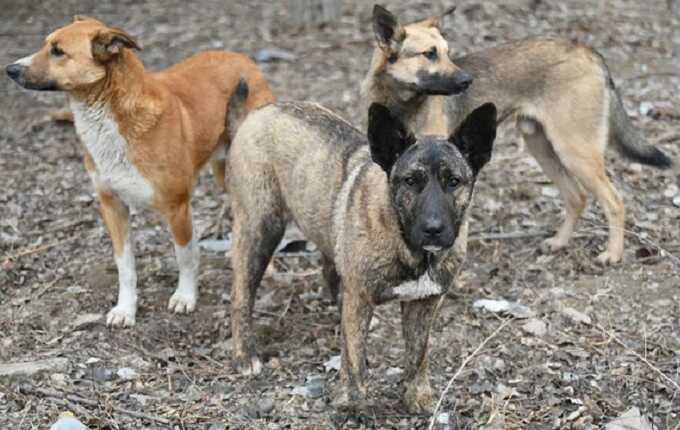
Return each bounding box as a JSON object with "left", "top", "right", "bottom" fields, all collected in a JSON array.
[
  {"left": 228, "top": 101, "right": 480, "bottom": 412},
  {"left": 362, "top": 12, "right": 644, "bottom": 264}
]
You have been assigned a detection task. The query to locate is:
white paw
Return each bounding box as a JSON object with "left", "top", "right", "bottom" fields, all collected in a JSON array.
[
  {"left": 541, "top": 236, "right": 567, "bottom": 253},
  {"left": 596, "top": 251, "right": 621, "bottom": 266},
  {"left": 236, "top": 355, "right": 263, "bottom": 376},
  {"left": 106, "top": 305, "right": 136, "bottom": 327},
  {"left": 168, "top": 291, "right": 197, "bottom": 314}
]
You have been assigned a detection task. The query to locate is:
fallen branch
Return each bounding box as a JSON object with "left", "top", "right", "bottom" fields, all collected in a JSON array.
[
  {"left": 598, "top": 326, "right": 680, "bottom": 393},
  {"left": 469, "top": 230, "right": 551, "bottom": 242},
  {"left": 624, "top": 72, "right": 680, "bottom": 81},
  {"left": 428, "top": 318, "right": 513, "bottom": 430},
  {"left": 20, "top": 385, "right": 171, "bottom": 425},
  {"left": 2, "top": 237, "right": 79, "bottom": 261}
]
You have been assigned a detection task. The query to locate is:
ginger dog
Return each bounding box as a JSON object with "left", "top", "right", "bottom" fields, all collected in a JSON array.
[{"left": 6, "top": 16, "right": 274, "bottom": 326}]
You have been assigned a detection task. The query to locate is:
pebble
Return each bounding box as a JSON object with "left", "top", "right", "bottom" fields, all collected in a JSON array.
[
  {"left": 522, "top": 318, "right": 547, "bottom": 336},
  {"left": 116, "top": 367, "right": 138, "bottom": 380},
  {"left": 259, "top": 398, "right": 275, "bottom": 415}
]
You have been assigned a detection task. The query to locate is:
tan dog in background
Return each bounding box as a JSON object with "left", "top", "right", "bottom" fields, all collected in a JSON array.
[
  {"left": 362, "top": 5, "right": 673, "bottom": 265},
  {"left": 6, "top": 16, "right": 274, "bottom": 327}
]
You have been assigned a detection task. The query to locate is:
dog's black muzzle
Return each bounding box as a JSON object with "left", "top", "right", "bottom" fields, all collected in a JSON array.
[
  {"left": 6, "top": 63, "right": 59, "bottom": 91},
  {"left": 415, "top": 70, "right": 473, "bottom": 96}
]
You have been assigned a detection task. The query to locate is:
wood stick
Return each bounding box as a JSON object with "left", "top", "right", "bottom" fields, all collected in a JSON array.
[
  {"left": 22, "top": 386, "right": 171, "bottom": 425},
  {"left": 428, "top": 318, "right": 513, "bottom": 430}
]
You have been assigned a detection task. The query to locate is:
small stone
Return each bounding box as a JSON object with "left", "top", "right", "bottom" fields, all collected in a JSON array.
[
  {"left": 259, "top": 398, "right": 275, "bottom": 415},
  {"left": 522, "top": 318, "right": 547, "bottom": 336},
  {"left": 663, "top": 183, "right": 679, "bottom": 199},
  {"left": 323, "top": 355, "right": 341, "bottom": 372},
  {"left": 70, "top": 313, "right": 102, "bottom": 331},
  {"left": 639, "top": 101, "right": 654, "bottom": 117},
  {"left": 0, "top": 358, "right": 69, "bottom": 379},
  {"left": 268, "top": 357, "right": 282, "bottom": 369},
  {"left": 130, "top": 394, "right": 152, "bottom": 406},
  {"left": 604, "top": 407, "right": 654, "bottom": 430},
  {"left": 560, "top": 307, "right": 592, "bottom": 325},
  {"left": 50, "top": 373, "right": 68, "bottom": 386},
  {"left": 385, "top": 367, "right": 403, "bottom": 382},
  {"left": 673, "top": 196, "right": 680, "bottom": 207},
  {"left": 473, "top": 298, "right": 535, "bottom": 318},
  {"left": 91, "top": 367, "right": 114, "bottom": 381},
  {"left": 199, "top": 239, "right": 231, "bottom": 253},
  {"left": 292, "top": 375, "right": 325, "bottom": 399},
  {"left": 116, "top": 367, "right": 138, "bottom": 380}
]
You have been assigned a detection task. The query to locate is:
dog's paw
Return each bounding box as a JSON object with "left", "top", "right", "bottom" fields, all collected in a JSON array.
[
  {"left": 332, "top": 386, "right": 369, "bottom": 411},
  {"left": 595, "top": 250, "right": 621, "bottom": 266},
  {"left": 168, "top": 291, "right": 197, "bottom": 314},
  {"left": 541, "top": 236, "right": 567, "bottom": 254},
  {"left": 403, "top": 380, "right": 435, "bottom": 414},
  {"left": 106, "top": 305, "right": 136, "bottom": 327},
  {"left": 234, "top": 355, "right": 263, "bottom": 376}
]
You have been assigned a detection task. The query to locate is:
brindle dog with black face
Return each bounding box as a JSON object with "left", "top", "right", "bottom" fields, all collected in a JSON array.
[{"left": 228, "top": 88, "right": 497, "bottom": 412}]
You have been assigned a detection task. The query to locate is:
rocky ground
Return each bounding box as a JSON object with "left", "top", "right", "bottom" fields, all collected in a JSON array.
[{"left": 1, "top": 0, "right": 679, "bottom": 429}]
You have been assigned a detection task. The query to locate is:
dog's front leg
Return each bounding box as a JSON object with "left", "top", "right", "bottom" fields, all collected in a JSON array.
[
  {"left": 401, "top": 295, "right": 443, "bottom": 413},
  {"left": 98, "top": 191, "right": 137, "bottom": 327},
  {"left": 335, "top": 279, "right": 374, "bottom": 409},
  {"left": 165, "top": 200, "right": 199, "bottom": 314}
]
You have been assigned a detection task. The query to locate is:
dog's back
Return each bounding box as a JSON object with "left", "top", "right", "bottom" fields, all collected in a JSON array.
[{"left": 229, "top": 101, "right": 368, "bottom": 257}]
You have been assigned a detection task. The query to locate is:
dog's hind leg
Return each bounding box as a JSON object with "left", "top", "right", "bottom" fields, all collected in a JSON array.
[
  {"left": 519, "top": 118, "right": 587, "bottom": 254},
  {"left": 558, "top": 148, "right": 624, "bottom": 265},
  {"left": 230, "top": 195, "right": 286, "bottom": 375},
  {"left": 210, "top": 145, "right": 231, "bottom": 238},
  {"left": 321, "top": 254, "right": 341, "bottom": 306},
  {"left": 400, "top": 296, "right": 443, "bottom": 414}
]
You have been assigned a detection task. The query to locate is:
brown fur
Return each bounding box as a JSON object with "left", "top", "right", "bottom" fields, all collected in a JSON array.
[
  {"left": 363, "top": 7, "right": 672, "bottom": 265},
  {"left": 7, "top": 16, "right": 275, "bottom": 325},
  {"left": 227, "top": 100, "right": 495, "bottom": 412}
]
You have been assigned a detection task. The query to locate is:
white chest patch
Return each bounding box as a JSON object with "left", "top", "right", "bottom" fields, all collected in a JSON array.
[
  {"left": 71, "top": 99, "right": 154, "bottom": 208},
  {"left": 391, "top": 270, "right": 443, "bottom": 301}
]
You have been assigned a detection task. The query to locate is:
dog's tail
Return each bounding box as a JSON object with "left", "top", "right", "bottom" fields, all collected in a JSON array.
[
  {"left": 607, "top": 80, "right": 672, "bottom": 168},
  {"left": 228, "top": 78, "right": 250, "bottom": 141}
]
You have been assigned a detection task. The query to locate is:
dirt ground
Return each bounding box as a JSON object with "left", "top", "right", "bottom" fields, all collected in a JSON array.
[{"left": 1, "top": 0, "right": 679, "bottom": 429}]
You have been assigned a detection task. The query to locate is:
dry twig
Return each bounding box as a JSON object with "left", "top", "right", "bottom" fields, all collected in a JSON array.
[
  {"left": 598, "top": 325, "right": 680, "bottom": 393},
  {"left": 428, "top": 318, "right": 514, "bottom": 430}
]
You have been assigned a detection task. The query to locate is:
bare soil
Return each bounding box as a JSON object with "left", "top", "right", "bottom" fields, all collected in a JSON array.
[{"left": 1, "top": 0, "right": 679, "bottom": 429}]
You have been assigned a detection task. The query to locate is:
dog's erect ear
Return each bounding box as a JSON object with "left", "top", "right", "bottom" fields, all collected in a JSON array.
[
  {"left": 449, "top": 103, "right": 497, "bottom": 175},
  {"left": 92, "top": 28, "right": 141, "bottom": 62},
  {"left": 420, "top": 6, "right": 456, "bottom": 30},
  {"left": 372, "top": 5, "right": 405, "bottom": 52},
  {"left": 368, "top": 103, "right": 416, "bottom": 174},
  {"left": 73, "top": 15, "right": 101, "bottom": 23}
]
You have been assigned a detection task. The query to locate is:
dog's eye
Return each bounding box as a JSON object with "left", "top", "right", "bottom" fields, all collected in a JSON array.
[
  {"left": 423, "top": 48, "right": 437, "bottom": 61},
  {"left": 50, "top": 45, "right": 65, "bottom": 57},
  {"left": 445, "top": 177, "right": 460, "bottom": 189},
  {"left": 404, "top": 176, "right": 418, "bottom": 186}
]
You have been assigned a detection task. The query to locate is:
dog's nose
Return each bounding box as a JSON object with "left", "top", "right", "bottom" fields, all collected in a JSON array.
[
  {"left": 423, "top": 219, "right": 444, "bottom": 238},
  {"left": 6, "top": 63, "right": 22, "bottom": 80},
  {"left": 454, "top": 71, "right": 473, "bottom": 91}
]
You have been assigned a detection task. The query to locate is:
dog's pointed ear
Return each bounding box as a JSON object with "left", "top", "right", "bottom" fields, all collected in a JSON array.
[
  {"left": 372, "top": 5, "right": 405, "bottom": 53},
  {"left": 449, "top": 103, "right": 497, "bottom": 175},
  {"left": 420, "top": 6, "right": 456, "bottom": 30},
  {"left": 73, "top": 15, "right": 101, "bottom": 23},
  {"left": 92, "top": 28, "right": 141, "bottom": 62},
  {"left": 368, "top": 103, "right": 416, "bottom": 174}
]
